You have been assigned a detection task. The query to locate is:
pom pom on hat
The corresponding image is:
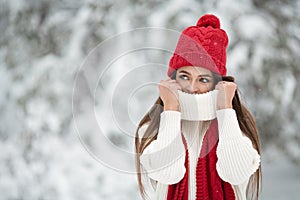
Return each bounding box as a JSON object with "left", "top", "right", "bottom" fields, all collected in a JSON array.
[
  {"left": 168, "top": 14, "right": 229, "bottom": 76},
  {"left": 197, "top": 14, "right": 221, "bottom": 28}
]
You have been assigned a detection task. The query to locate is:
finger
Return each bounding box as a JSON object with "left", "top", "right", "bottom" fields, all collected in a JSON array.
[
  {"left": 167, "top": 80, "right": 177, "bottom": 83},
  {"left": 158, "top": 81, "right": 169, "bottom": 87},
  {"left": 215, "top": 83, "right": 223, "bottom": 90},
  {"left": 158, "top": 82, "right": 178, "bottom": 90},
  {"left": 159, "top": 79, "right": 174, "bottom": 85},
  {"left": 216, "top": 81, "right": 225, "bottom": 86},
  {"left": 225, "top": 82, "right": 237, "bottom": 90},
  {"left": 170, "top": 81, "right": 180, "bottom": 86},
  {"left": 175, "top": 84, "right": 182, "bottom": 90}
]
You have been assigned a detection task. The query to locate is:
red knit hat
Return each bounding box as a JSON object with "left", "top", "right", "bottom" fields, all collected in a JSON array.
[{"left": 168, "top": 14, "right": 229, "bottom": 76}]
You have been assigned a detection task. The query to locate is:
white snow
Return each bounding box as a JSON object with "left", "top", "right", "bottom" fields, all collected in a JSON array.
[{"left": 0, "top": 0, "right": 299, "bottom": 199}]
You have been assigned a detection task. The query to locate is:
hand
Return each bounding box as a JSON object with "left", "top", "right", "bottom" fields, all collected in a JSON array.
[
  {"left": 158, "top": 77, "right": 181, "bottom": 111},
  {"left": 215, "top": 81, "right": 237, "bottom": 110}
]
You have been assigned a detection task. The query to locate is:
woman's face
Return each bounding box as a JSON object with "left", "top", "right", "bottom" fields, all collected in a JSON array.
[{"left": 175, "top": 66, "right": 214, "bottom": 94}]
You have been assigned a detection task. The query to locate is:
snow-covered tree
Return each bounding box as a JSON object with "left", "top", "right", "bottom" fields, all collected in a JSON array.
[{"left": 0, "top": 0, "right": 299, "bottom": 199}]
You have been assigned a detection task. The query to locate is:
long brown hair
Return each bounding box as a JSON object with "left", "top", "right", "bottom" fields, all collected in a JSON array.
[{"left": 135, "top": 72, "right": 262, "bottom": 200}]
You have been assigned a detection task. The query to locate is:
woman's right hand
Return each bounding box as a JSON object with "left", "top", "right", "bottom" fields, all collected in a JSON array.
[{"left": 158, "top": 77, "right": 181, "bottom": 111}]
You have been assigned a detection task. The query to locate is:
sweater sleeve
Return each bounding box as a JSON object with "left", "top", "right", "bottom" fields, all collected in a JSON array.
[
  {"left": 139, "top": 111, "right": 186, "bottom": 185},
  {"left": 216, "top": 109, "right": 261, "bottom": 185}
]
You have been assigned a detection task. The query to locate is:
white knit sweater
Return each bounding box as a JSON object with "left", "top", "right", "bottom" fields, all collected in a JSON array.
[{"left": 139, "top": 90, "right": 261, "bottom": 200}]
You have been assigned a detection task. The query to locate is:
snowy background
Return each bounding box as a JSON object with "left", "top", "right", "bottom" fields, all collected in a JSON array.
[{"left": 0, "top": 0, "right": 300, "bottom": 199}]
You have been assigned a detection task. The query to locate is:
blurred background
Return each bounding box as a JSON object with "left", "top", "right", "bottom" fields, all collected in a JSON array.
[{"left": 0, "top": 0, "right": 300, "bottom": 199}]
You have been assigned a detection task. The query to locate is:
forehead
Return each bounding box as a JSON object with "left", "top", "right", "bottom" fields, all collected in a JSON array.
[{"left": 177, "top": 66, "right": 212, "bottom": 76}]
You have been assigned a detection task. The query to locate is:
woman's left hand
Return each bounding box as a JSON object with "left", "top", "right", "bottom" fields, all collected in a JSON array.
[{"left": 215, "top": 81, "right": 237, "bottom": 110}]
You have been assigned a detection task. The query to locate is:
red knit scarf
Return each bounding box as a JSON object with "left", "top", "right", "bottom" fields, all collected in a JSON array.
[{"left": 167, "top": 119, "right": 236, "bottom": 200}]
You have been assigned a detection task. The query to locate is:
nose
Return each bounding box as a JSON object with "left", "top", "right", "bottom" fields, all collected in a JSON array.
[{"left": 186, "top": 80, "right": 200, "bottom": 94}]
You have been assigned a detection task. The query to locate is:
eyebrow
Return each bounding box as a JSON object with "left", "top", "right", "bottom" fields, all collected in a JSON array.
[{"left": 178, "top": 70, "right": 212, "bottom": 78}]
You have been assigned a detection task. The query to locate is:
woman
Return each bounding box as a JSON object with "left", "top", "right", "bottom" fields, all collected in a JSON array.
[{"left": 135, "top": 14, "right": 261, "bottom": 200}]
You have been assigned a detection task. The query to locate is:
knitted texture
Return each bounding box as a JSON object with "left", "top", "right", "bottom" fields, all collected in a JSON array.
[
  {"left": 167, "top": 120, "right": 235, "bottom": 200},
  {"left": 167, "top": 133, "right": 189, "bottom": 200},
  {"left": 168, "top": 14, "right": 229, "bottom": 76}
]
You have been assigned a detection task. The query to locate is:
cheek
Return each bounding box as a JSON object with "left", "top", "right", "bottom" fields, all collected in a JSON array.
[
  {"left": 208, "top": 82, "right": 215, "bottom": 90},
  {"left": 198, "top": 82, "right": 214, "bottom": 92},
  {"left": 175, "top": 79, "right": 185, "bottom": 89},
  {"left": 199, "top": 85, "right": 210, "bottom": 92}
]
